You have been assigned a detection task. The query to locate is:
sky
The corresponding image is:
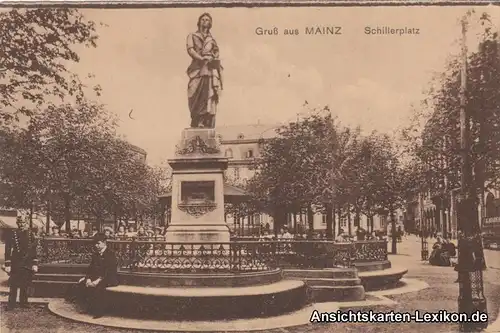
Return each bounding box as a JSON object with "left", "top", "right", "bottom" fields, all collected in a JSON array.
[{"left": 62, "top": 5, "right": 500, "bottom": 165}]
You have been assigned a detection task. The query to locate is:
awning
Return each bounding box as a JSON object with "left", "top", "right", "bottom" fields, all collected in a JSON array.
[
  {"left": 0, "top": 216, "right": 16, "bottom": 229},
  {"left": 0, "top": 215, "right": 46, "bottom": 230}
]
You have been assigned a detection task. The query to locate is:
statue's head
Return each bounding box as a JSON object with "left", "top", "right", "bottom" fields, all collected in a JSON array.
[{"left": 197, "top": 13, "right": 213, "bottom": 31}]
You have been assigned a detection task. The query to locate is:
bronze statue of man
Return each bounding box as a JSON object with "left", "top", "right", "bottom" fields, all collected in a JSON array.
[{"left": 186, "top": 13, "right": 223, "bottom": 128}]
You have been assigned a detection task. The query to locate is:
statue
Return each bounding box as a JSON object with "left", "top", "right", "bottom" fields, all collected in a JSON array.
[{"left": 186, "top": 13, "right": 223, "bottom": 128}]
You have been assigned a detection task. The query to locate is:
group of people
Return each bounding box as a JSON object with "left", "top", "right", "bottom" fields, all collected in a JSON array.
[
  {"left": 45, "top": 223, "right": 166, "bottom": 241},
  {"left": 254, "top": 227, "right": 386, "bottom": 243},
  {"left": 2, "top": 217, "right": 119, "bottom": 318},
  {"left": 429, "top": 235, "right": 457, "bottom": 267}
]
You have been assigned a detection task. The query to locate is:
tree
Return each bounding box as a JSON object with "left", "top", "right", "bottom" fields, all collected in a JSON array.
[
  {"left": 0, "top": 8, "right": 101, "bottom": 125},
  {"left": 141, "top": 165, "right": 171, "bottom": 225},
  {"left": 78, "top": 136, "right": 144, "bottom": 228},
  {"left": 396, "top": 13, "right": 500, "bottom": 241},
  {"left": 0, "top": 102, "right": 116, "bottom": 231},
  {"left": 248, "top": 111, "right": 334, "bottom": 237},
  {"left": 405, "top": 12, "right": 500, "bottom": 226}
]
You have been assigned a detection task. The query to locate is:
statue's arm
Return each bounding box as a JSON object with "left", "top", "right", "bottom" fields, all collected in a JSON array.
[
  {"left": 188, "top": 48, "right": 204, "bottom": 61},
  {"left": 186, "top": 34, "right": 204, "bottom": 61},
  {"left": 212, "top": 43, "right": 219, "bottom": 58}
]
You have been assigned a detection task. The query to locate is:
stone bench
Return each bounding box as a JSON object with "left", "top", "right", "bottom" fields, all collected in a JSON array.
[{"left": 100, "top": 280, "right": 307, "bottom": 320}]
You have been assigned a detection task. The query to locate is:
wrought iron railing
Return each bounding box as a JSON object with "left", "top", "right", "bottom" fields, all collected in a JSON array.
[
  {"left": 352, "top": 240, "right": 389, "bottom": 262},
  {"left": 36, "top": 238, "right": 387, "bottom": 272}
]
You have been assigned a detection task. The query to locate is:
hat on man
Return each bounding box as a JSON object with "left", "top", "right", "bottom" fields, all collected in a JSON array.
[{"left": 93, "top": 232, "right": 107, "bottom": 243}]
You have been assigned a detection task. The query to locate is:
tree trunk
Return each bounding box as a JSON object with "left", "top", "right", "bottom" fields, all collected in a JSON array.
[
  {"left": 354, "top": 209, "right": 360, "bottom": 228},
  {"left": 114, "top": 211, "right": 119, "bottom": 230},
  {"left": 390, "top": 210, "right": 397, "bottom": 254},
  {"left": 307, "top": 205, "right": 314, "bottom": 238},
  {"left": 325, "top": 203, "right": 333, "bottom": 239},
  {"left": 293, "top": 211, "right": 297, "bottom": 234},
  {"left": 337, "top": 208, "right": 342, "bottom": 235},
  {"left": 273, "top": 207, "right": 284, "bottom": 238},
  {"left": 441, "top": 198, "right": 447, "bottom": 237},
  {"left": 64, "top": 195, "right": 71, "bottom": 232},
  {"left": 332, "top": 205, "right": 336, "bottom": 237},
  {"left": 45, "top": 200, "right": 51, "bottom": 234},
  {"left": 29, "top": 204, "right": 34, "bottom": 229},
  {"left": 347, "top": 204, "right": 352, "bottom": 236}
]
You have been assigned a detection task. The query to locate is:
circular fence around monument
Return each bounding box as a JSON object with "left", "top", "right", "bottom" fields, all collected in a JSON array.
[{"left": 35, "top": 238, "right": 388, "bottom": 273}]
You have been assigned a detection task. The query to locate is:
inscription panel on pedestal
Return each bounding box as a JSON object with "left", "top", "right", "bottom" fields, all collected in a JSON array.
[{"left": 178, "top": 181, "right": 217, "bottom": 218}]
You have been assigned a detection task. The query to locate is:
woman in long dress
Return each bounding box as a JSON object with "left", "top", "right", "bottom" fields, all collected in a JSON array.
[{"left": 186, "top": 13, "right": 223, "bottom": 128}]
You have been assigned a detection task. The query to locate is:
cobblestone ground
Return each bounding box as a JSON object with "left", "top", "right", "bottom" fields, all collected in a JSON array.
[{"left": 1, "top": 236, "right": 499, "bottom": 333}]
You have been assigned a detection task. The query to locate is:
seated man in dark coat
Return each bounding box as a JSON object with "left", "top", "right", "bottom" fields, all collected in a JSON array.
[{"left": 67, "top": 233, "right": 119, "bottom": 318}]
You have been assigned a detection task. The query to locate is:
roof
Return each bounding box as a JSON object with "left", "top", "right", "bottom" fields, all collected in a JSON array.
[
  {"left": 127, "top": 143, "right": 148, "bottom": 156},
  {"left": 118, "top": 139, "right": 148, "bottom": 156},
  {"left": 215, "top": 124, "right": 281, "bottom": 142},
  {"left": 224, "top": 184, "right": 249, "bottom": 196}
]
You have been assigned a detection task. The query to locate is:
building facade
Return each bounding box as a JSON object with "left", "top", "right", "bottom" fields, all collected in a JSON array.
[{"left": 404, "top": 185, "right": 500, "bottom": 239}]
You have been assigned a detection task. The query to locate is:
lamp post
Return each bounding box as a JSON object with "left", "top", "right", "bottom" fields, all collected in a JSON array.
[
  {"left": 420, "top": 193, "right": 428, "bottom": 261},
  {"left": 456, "top": 14, "right": 487, "bottom": 332}
]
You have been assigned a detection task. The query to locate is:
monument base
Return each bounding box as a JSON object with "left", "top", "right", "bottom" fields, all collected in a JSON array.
[
  {"left": 165, "top": 127, "right": 230, "bottom": 244},
  {"left": 165, "top": 224, "right": 230, "bottom": 243}
]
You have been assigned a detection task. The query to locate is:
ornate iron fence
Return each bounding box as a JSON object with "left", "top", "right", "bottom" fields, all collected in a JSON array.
[
  {"left": 352, "top": 240, "right": 388, "bottom": 262},
  {"left": 36, "top": 238, "right": 387, "bottom": 272}
]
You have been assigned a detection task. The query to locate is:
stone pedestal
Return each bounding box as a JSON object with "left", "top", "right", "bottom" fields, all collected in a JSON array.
[{"left": 165, "top": 128, "right": 230, "bottom": 243}]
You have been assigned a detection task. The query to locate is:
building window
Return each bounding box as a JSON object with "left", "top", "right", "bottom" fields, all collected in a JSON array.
[
  {"left": 225, "top": 149, "right": 233, "bottom": 158},
  {"left": 340, "top": 218, "right": 347, "bottom": 228},
  {"left": 380, "top": 216, "right": 387, "bottom": 228},
  {"left": 322, "top": 213, "right": 327, "bottom": 224},
  {"left": 246, "top": 149, "right": 254, "bottom": 158},
  {"left": 233, "top": 167, "right": 240, "bottom": 179},
  {"left": 486, "top": 192, "right": 496, "bottom": 218},
  {"left": 237, "top": 133, "right": 245, "bottom": 140},
  {"left": 254, "top": 214, "right": 261, "bottom": 225}
]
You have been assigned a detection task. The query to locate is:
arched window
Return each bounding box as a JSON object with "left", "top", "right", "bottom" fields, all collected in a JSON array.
[
  {"left": 486, "top": 192, "right": 496, "bottom": 218},
  {"left": 237, "top": 133, "right": 245, "bottom": 140},
  {"left": 225, "top": 149, "right": 233, "bottom": 158},
  {"left": 246, "top": 149, "right": 254, "bottom": 158}
]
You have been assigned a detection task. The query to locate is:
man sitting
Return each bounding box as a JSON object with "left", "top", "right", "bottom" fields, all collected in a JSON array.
[{"left": 66, "top": 233, "right": 119, "bottom": 318}]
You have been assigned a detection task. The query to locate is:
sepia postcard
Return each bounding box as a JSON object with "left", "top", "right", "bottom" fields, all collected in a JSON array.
[{"left": 0, "top": 1, "right": 499, "bottom": 333}]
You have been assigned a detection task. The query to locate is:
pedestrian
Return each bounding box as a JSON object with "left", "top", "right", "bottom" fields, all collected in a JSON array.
[
  {"left": 1, "top": 217, "right": 39, "bottom": 310},
  {"left": 103, "top": 227, "right": 114, "bottom": 239},
  {"left": 66, "top": 233, "right": 119, "bottom": 318}
]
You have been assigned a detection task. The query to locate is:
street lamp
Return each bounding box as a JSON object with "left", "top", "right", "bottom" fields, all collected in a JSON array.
[{"left": 456, "top": 15, "right": 487, "bottom": 332}]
